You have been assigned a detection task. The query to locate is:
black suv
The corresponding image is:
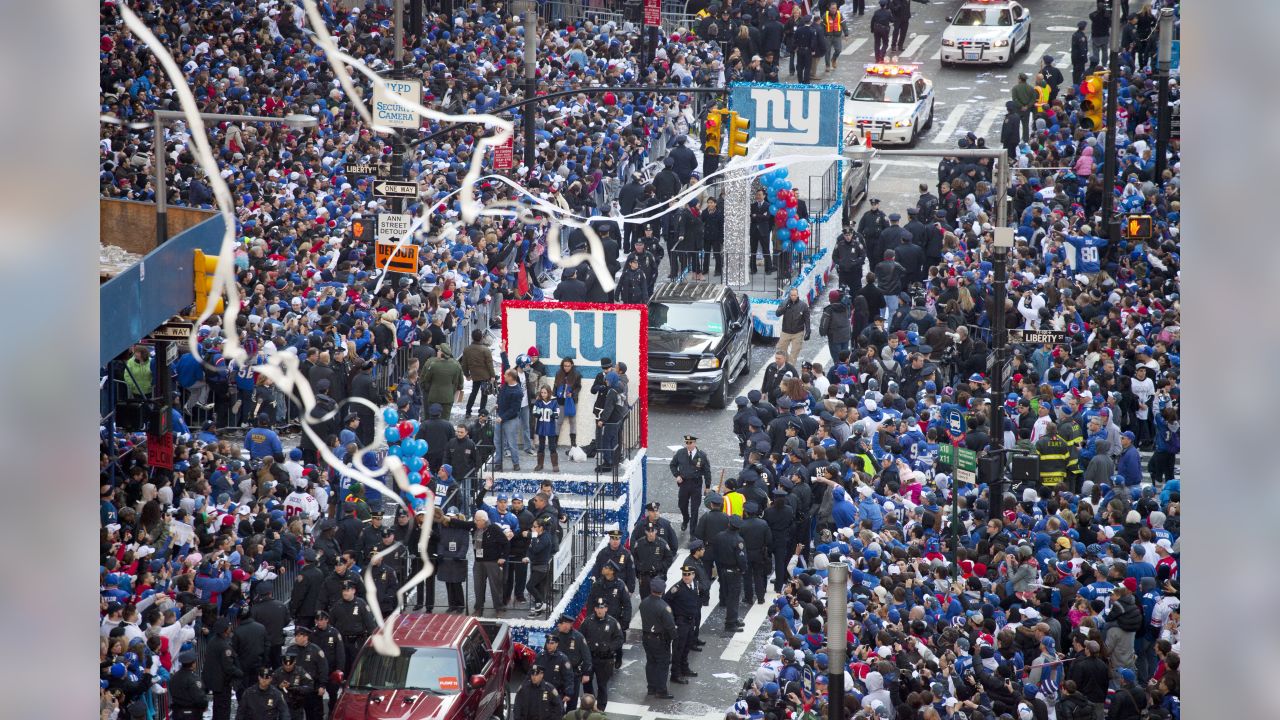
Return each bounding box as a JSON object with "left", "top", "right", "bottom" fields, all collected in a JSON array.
[{"left": 646, "top": 282, "right": 752, "bottom": 408}]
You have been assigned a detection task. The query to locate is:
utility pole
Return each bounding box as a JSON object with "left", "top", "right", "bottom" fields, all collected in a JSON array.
[
  {"left": 393, "top": 0, "right": 404, "bottom": 67},
  {"left": 522, "top": 0, "right": 538, "bottom": 171},
  {"left": 153, "top": 115, "right": 168, "bottom": 247},
  {"left": 1099, "top": 2, "right": 1124, "bottom": 239},
  {"left": 1154, "top": 7, "right": 1175, "bottom": 181},
  {"left": 825, "top": 561, "right": 849, "bottom": 720}
]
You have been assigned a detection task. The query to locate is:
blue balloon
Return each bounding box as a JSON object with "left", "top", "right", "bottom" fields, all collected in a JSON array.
[
  {"left": 781, "top": 241, "right": 793, "bottom": 253},
  {"left": 408, "top": 420, "right": 420, "bottom": 436},
  {"left": 787, "top": 218, "right": 799, "bottom": 230},
  {"left": 769, "top": 204, "right": 781, "bottom": 215},
  {"left": 384, "top": 426, "right": 402, "bottom": 443},
  {"left": 382, "top": 407, "right": 399, "bottom": 425},
  {"left": 777, "top": 228, "right": 791, "bottom": 242},
  {"left": 415, "top": 439, "right": 430, "bottom": 457},
  {"left": 388, "top": 445, "right": 403, "bottom": 459},
  {"left": 797, "top": 220, "right": 809, "bottom": 231}
]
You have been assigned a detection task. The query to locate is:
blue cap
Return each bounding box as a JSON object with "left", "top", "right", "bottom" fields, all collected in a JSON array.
[
  {"left": 763, "top": 682, "right": 780, "bottom": 696},
  {"left": 1122, "top": 430, "right": 1136, "bottom": 441},
  {"left": 1118, "top": 668, "right": 1136, "bottom": 685},
  {"left": 496, "top": 493, "right": 510, "bottom": 502}
]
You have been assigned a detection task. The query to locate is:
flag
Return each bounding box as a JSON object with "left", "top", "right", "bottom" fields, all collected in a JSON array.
[{"left": 517, "top": 262, "right": 529, "bottom": 296}]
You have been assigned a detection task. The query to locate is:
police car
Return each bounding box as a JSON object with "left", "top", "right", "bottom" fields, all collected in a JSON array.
[
  {"left": 843, "top": 64, "right": 935, "bottom": 147},
  {"left": 940, "top": 0, "right": 1033, "bottom": 68}
]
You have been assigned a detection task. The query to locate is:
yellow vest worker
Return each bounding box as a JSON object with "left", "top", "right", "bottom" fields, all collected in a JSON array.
[
  {"left": 1035, "top": 430, "right": 1078, "bottom": 489},
  {"left": 723, "top": 489, "right": 746, "bottom": 517},
  {"left": 824, "top": 11, "right": 843, "bottom": 34}
]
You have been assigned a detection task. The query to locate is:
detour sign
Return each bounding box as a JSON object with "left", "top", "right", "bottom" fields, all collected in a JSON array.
[{"left": 375, "top": 241, "right": 420, "bottom": 274}]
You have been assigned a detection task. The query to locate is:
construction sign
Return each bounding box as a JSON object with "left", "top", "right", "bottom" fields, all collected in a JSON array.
[{"left": 375, "top": 242, "right": 420, "bottom": 274}]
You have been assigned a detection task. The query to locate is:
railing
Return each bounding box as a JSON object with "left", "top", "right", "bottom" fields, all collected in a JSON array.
[{"left": 808, "top": 159, "right": 842, "bottom": 221}]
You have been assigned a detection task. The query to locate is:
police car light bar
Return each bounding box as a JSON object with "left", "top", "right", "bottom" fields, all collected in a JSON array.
[{"left": 864, "top": 63, "right": 921, "bottom": 77}]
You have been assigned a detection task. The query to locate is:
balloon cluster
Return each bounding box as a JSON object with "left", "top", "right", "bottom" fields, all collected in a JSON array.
[
  {"left": 763, "top": 167, "right": 811, "bottom": 255},
  {"left": 382, "top": 406, "right": 429, "bottom": 487}
]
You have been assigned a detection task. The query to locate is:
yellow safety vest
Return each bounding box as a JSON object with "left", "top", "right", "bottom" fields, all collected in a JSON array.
[
  {"left": 1035, "top": 84, "right": 1051, "bottom": 112},
  {"left": 724, "top": 491, "right": 746, "bottom": 517},
  {"left": 825, "top": 11, "right": 843, "bottom": 34}
]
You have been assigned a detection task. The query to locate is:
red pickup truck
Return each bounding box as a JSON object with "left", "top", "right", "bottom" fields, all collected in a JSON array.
[{"left": 333, "top": 614, "right": 514, "bottom": 720}]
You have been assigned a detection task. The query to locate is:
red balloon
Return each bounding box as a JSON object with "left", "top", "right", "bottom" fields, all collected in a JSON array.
[
  {"left": 398, "top": 421, "right": 414, "bottom": 439},
  {"left": 775, "top": 210, "right": 788, "bottom": 227},
  {"left": 785, "top": 196, "right": 798, "bottom": 209},
  {"left": 777, "top": 189, "right": 791, "bottom": 203}
]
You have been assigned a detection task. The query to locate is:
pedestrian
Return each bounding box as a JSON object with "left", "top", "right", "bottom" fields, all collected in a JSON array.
[
  {"left": 532, "top": 385, "right": 560, "bottom": 472},
  {"left": 513, "top": 666, "right": 562, "bottom": 720},
  {"left": 792, "top": 14, "right": 817, "bottom": 84},
  {"left": 579, "top": 597, "right": 624, "bottom": 710},
  {"left": 670, "top": 435, "right": 712, "bottom": 531},
  {"left": 1089, "top": 0, "right": 1111, "bottom": 68},
  {"left": 202, "top": 618, "right": 241, "bottom": 720},
  {"left": 168, "top": 650, "right": 208, "bottom": 720},
  {"left": 663, "top": 564, "right": 701, "bottom": 685},
  {"left": 236, "top": 667, "right": 289, "bottom": 720},
  {"left": 632, "top": 523, "right": 675, "bottom": 593},
  {"left": 495, "top": 369, "right": 525, "bottom": 472},
  {"left": 712, "top": 515, "right": 749, "bottom": 632},
  {"left": 1011, "top": 73, "right": 1038, "bottom": 141},
  {"left": 1001, "top": 100, "right": 1023, "bottom": 160},
  {"left": 331, "top": 581, "right": 376, "bottom": 676},
  {"left": 639, "top": 578, "right": 676, "bottom": 699},
  {"left": 889, "top": 0, "right": 912, "bottom": 53},
  {"left": 822, "top": 2, "right": 848, "bottom": 71},
  {"left": 460, "top": 329, "right": 496, "bottom": 418},
  {"left": 526, "top": 517, "right": 556, "bottom": 616},
  {"left": 773, "top": 288, "right": 811, "bottom": 368},
  {"left": 1071, "top": 20, "right": 1090, "bottom": 88}
]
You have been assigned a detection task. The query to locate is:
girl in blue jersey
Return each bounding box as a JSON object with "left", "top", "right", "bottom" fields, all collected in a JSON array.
[{"left": 531, "top": 386, "right": 559, "bottom": 472}]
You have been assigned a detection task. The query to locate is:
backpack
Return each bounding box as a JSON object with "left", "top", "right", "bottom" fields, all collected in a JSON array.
[{"left": 819, "top": 306, "right": 833, "bottom": 338}]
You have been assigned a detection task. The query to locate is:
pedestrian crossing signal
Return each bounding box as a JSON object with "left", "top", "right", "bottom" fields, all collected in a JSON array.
[
  {"left": 727, "top": 112, "right": 751, "bottom": 159},
  {"left": 351, "top": 216, "right": 373, "bottom": 243},
  {"left": 1125, "top": 215, "right": 1153, "bottom": 240},
  {"left": 191, "top": 249, "right": 224, "bottom": 317}
]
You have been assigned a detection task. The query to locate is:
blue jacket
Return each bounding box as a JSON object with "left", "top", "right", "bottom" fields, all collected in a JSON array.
[
  {"left": 830, "top": 487, "right": 857, "bottom": 528},
  {"left": 244, "top": 426, "right": 283, "bottom": 460},
  {"left": 856, "top": 495, "right": 885, "bottom": 531},
  {"left": 1116, "top": 445, "right": 1142, "bottom": 486},
  {"left": 496, "top": 383, "right": 524, "bottom": 422},
  {"left": 174, "top": 353, "right": 204, "bottom": 388}
]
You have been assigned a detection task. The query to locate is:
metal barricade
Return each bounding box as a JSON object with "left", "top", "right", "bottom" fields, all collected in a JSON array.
[{"left": 721, "top": 250, "right": 790, "bottom": 297}]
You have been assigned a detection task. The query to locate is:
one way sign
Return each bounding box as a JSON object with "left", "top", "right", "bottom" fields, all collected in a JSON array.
[{"left": 373, "top": 181, "right": 419, "bottom": 199}]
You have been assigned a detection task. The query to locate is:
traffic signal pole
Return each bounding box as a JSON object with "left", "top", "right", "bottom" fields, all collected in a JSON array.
[
  {"left": 1154, "top": 8, "right": 1175, "bottom": 181},
  {"left": 1099, "top": 4, "right": 1124, "bottom": 240}
]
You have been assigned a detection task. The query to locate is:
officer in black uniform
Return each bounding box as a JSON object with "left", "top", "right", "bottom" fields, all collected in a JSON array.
[
  {"left": 585, "top": 561, "right": 633, "bottom": 646},
  {"left": 309, "top": 612, "right": 344, "bottom": 704},
  {"left": 663, "top": 564, "right": 702, "bottom": 684},
  {"left": 169, "top": 650, "right": 208, "bottom": 720},
  {"left": 629, "top": 502, "right": 678, "bottom": 554},
  {"left": 233, "top": 606, "right": 269, "bottom": 698},
  {"left": 552, "top": 615, "right": 593, "bottom": 711},
  {"left": 590, "top": 530, "right": 637, "bottom": 594},
  {"left": 287, "top": 626, "right": 328, "bottom": 720},
  {"left": 764, "top": 487, "right": 798, "bottom": 593},
  {"left": 512, "top": 666, "right": 561, "bottom": 720},
  {"left": 272, "top": 647, "right": 316, "bottom": 720},
  {"left": 638, "top": 578, "right": 676, "bottom": 699},
  {"left": 579, "top": 598, "right": 624, "bottom": 710},
  {"left": 251, "top": 584, "right": 291, "bottom": 670},
  {"left": 711, "top": 515, "right": 749, "bottom": 632},
  {"left": 686, "top": 540, "right": 712, "bottom": 650},
  {"left": 534, "top": 636, "right": 575, "bottom": 711},
  {"left": 632, "top": 523, "right": 674, "bottom": 594},
  {"left": 670, "top": 435, "right": 713, "bottom": 531},
  {"left": 694, "top": 494, "right": 731, "bottom": 573},
  {"left": 332, "top": 581, "right": 377, "bottom": 675},
  {"left": 739, "top": 501, "right": 774, "bottom": 605},
  {"left": 732, "top": 397, "right": 759, "bottom": 457},
  {"left": 237, "top": 667, "right": 289, "bottom": 720},
  {"left": 203, "top": 618, "right": 241, "bottom": 720}
]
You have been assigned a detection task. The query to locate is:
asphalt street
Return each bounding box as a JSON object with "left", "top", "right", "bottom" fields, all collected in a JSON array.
[{"left": 603, "top": 2, "right": 1099, "bottom": 717}]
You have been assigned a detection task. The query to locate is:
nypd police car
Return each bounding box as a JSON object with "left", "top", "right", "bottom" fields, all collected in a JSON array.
[
  {"left": 940, "top": 0, "right": 1033, "bottom": 68},
  {"left": 843, "top": 64, "right": 935, "bottom": 147}
]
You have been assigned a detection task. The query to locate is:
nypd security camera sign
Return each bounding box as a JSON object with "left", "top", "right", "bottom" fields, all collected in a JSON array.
[{"left": 372, "top": 79, "right": 423, "bottom": 131}]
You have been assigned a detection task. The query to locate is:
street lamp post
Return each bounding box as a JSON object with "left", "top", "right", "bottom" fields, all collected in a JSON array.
[
  {"left": 151, "top": 110, "right": 317, "bottom": 248},
  {"left": 1154, "top": 8, "right": 1175, "bottom": 181},
  {"left": 521, "top": 0, "right": 538, "bottom": 171},
  {"left": 1099, "top": 4, "right": 1124, "bottom": 239}
]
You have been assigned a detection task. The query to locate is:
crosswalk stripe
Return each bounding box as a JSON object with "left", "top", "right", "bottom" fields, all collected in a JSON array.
[
  {"left": 842, "top": 37, "right": 867, "bottom": 57},
  {"left": 933, "top": 104, "right": 967, "bottom": 143},
  {"left": 1023, "top": 42, "right": 1052, "bottom": 65},
  {"left": 901, "top": 34, "right": 929, "bottom": 58},
  {"left": 975, "top": 103, "right": 1003, "bottom": 139},
  {"left": 929, "top": 48, "right": 942, "bottom": 61},
  {"left": 720, "top": 590, "right": 778, "bottom": 662}
]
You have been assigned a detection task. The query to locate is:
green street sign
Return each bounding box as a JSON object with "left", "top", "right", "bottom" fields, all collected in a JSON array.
[
  {"left": 956, "top": 448, "right": 978, "bottom": 472},
  {"left": 938, "top": 444, "right": 955, "bottom": 468}
]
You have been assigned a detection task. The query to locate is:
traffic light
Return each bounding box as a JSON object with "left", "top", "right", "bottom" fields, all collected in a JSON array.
[
  {"left": 350, "top": 215, "right": 373, "bottom": 243},
  {"left": 726, "top": 111, "right": 751, "bottom": 158},
  {"left": 704, "top": 109, "right": 725, "bottom": 155},
  {"left": 192, "top": 249, "right": 224, "bottom": 318},
  {"left": 1081, "top": 72, "right": 1106, "bottom": 131},
  {"left": 1125, "top": 215, "right": 1153, "bottom": 240}
]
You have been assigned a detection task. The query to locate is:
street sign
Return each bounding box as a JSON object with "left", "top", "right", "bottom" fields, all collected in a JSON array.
[
  {"left": 944, "top": 408, "right": 966, "bottom": 436},
  {"left": 372, "top": 79, "right": 423, "bottom": 131},
  {"left": 493, "top": 136, "right": 514, "bottom": 170},
  {"left": 1008, "top": 329, "right": 1068, "bottom": 344},
  {"left": 373, "top": 181, "right": 419, "bottom": 199},
  {"left": 147, "top": 433, "right": 175, "bottom": 470},
  {"left": 375, "top": 242, "right": 420, "bottom": 274},
  {"left": 150, "top": 320, "right": 194, "bottom": 342},
  {"left": 955, "top": 468, "right": 977, "bottom": 484},
  {"left": 644, "top": 0, "right": 661, "bottom": 26},
  {"left": 344, "top": 161, "right": 391, "bottom": 177},
  {"left": 956, "top": 447, "right": 977, "bottom": 472},
  {"left": 377, "top": 213, "right": 413, "bottom": 242},
  {"left": 938, "top": 444, "right": 955, "bottom": 468}
]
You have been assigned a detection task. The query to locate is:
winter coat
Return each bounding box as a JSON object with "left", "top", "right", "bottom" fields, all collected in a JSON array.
[
  {"left": 420, "top": 345, "right": 465, "bottom": 404},
  {"left": 460, "top": 342, "right": 496, "bottom": 382}
]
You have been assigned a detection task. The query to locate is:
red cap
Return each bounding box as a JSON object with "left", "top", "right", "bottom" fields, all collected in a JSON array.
[
  {"left": 1122, "top": 577, "right": 1138, "bottom": 593},
  {"left": 527, "top": 345, "right": 540, "bottom": 358}
]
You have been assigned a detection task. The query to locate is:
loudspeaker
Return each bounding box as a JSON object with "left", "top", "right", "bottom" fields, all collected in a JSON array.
[{"left": 1011, "top": 454, "right": 1040, "bottom": 483}]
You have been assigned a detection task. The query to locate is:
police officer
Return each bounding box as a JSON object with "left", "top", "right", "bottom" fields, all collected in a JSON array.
[
  {"left": 870, "top": 0, "right": 894, "bottom": 63},
  {"left": 233, "top": 607, "right": 269, "bottom": 698},
  {"left": 633, "top": 523, "right": 674, "bottom": 593},
  {"left": 590, "top": 530, "right": 637, "bottom": 594},
  {"left": 685, "top": 540, "right": 712, "bottom": 650},
  {"left": 332, "top": 580, "right": 377, "bottom": 676},
  {"left": 169, "top": 650, "right": 208, "bottom": 720},
  {"left": 370, "top": 531, "right": 401, "bottom": 611},
  {"left": 272, "top": 647, "right": 316, "bottom": 719},
  {"left": 237, "top": 667, "right": 289, "bottom": 720},
  {"left": 513, "top": 665, "right": 561, "bottom": 720},
  {"left": 889, "top": 0, "right": 912, "bottom": 53},
  {"left": 630, "top": 501, "right": 679, "bottom": 552},
  {"left": 1071, "top": 20, "right": 1090, "bottom": 88},
  {"left": 535, "top": 636, "right": 575, "bottom": 710},
  {"left": 639, "top": 578, "right": 676, "bottom": 699},
  {"left": 287, "top": 626, "right": 328, "bottom": 720},
  {"left": 309, "top": 611, "right": 344, "bottom": 703},
  {"left": 579, "top": 598, "right": 624, "bottom": 710},
  {"left": 712, "top": 515, "right": 749, "bottom": 632},
  {"left": 670, "top": 435, "right": 713, "bottom": 531},
  {"left": 553, "top": 615, "right": 593, "bottom": 711},
  {"left": 664, "top": 564, "right": 701, "bottom": 684},
  {"left": 203, "top": 618, "right": 241, "bottom": 720},
  {"left": 586, "top": 561, "right": 633, "bottom": 643},
  {"left": 739, "top": 502, "right": 774, "bottom": 605},
  {"left": 694, "top": 494, "right": 731, "bottom": 573},
  {"left": 732, "top": 397, "right": 759, "bottom": 457},
  {"left": 764, "top": 487, "right": 798, "bottom": 593},
  {"left": 251, "top": 584, "right": 290, "bottom": 670}
]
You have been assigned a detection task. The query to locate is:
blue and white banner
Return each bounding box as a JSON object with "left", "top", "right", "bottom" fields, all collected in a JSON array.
[{"left": 729, "top": 82, "right": 845, "bottom": 149}]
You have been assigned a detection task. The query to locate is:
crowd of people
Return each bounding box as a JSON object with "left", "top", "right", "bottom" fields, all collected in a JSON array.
[{"left": 98, "top": 0, "right": 1181, "bottom": 718}]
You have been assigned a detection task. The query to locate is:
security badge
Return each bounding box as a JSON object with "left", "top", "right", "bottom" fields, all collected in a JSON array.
[
  {"left": 352, "top": 605, "right": 359, "bottom": 615},
  {"left": 225, "top": 648, "right": 233, "bottom": 657},
  {"left": 267, "top": 698, "right": 274, "bottom": 708}
]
